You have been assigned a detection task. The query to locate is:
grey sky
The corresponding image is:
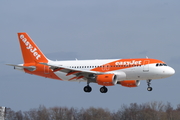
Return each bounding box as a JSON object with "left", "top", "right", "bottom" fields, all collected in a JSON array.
[{"left": 1, "top": 0, "right": 180, "bottom": 111}]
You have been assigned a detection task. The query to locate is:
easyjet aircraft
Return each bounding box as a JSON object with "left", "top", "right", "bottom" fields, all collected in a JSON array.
[{"left": 7, "top": 33, "right": 175, "bottom": 93}]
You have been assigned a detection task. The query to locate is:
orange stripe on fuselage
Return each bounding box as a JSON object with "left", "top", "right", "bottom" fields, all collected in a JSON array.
[
  {"left": 66, "top": 71, "right": 80, "bottom": 76},
  {"left": 24, "top": 63, "right": 62, "bottom": 80},
  {"left": 91, "top": 58, "right": 164, "bottom": 72},
  {"left": 68, "top": 76, "right": 84, "bottom": 81},
  {"left": 53, "top": 68, "right": 64, "bottom": 72},
  {"left": 69, "top": 76, "right": 77, "bottom": 81},
  {"left": 77, "top": 76, "right": 84, "bottom": 79}
]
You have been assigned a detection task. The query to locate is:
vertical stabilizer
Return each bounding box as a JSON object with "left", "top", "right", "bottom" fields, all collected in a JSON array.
[{"left": 17, "top": 33, "right": 48, "bottom": 64}]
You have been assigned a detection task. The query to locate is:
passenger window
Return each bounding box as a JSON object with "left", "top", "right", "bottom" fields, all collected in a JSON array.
[{"left": 156, "top": 64, "right": 159, "bottom": 67}]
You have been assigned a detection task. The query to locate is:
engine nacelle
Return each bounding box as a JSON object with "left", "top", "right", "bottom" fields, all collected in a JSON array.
[
  {"left": 96, "top": 74, "right": 117, "bottom": 86},
  {"left": 119, "top": 80, "right": 140, "bottom": 87},
  {"left": 114, "top": 71, "right": 126, "bottom": 81}
]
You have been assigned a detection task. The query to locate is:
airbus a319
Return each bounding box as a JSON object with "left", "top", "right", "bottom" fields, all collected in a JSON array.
[{"left": 7, "top": 33, "right": 175, "bottom": 93}]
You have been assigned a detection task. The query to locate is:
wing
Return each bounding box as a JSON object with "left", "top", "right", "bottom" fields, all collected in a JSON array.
[{"left": 40, "top": 62, "right": 104, "bottom": 80}]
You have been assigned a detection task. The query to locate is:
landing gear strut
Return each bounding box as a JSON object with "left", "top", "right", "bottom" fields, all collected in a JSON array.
[
  {"left": 100, "top": 86, "right": 108, "bottom": 93},
  {"left": 147, "top": 79, "right": 153, "bottom": 91}
]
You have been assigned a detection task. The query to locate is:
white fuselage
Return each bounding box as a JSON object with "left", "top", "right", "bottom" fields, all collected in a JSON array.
[{"left": 47, "top": 59, "right": 175, "bottom": 82}]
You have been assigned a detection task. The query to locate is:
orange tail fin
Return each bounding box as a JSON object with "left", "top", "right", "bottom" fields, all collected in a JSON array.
[{"left": 17, "top": 33, "right": 48, "bottom": 64}]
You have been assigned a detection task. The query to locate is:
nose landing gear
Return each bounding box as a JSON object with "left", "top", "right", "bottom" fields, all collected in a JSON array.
[{"left": 147, "top": 79, "right": 153, "bottom": 91}]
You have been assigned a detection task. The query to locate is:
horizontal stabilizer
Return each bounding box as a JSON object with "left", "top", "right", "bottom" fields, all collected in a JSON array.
[{"left": 6, "top": 64, "right": 36, "bottom": 71}]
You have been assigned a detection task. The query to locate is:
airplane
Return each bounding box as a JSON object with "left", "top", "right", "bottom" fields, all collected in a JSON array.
[{"left": 6, "top": 33, "right": 175, "bottom": 93}]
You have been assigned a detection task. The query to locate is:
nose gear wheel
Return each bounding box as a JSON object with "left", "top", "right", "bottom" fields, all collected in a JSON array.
[{"left": 147, "top": 80, "right": 152, "bottom": 91}]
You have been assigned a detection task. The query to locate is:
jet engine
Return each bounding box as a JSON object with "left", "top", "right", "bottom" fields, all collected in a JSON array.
[
  {"left": 119, "top": 80, "right": 140, "bottom": 87},
  {"left": 96, "top": 74, "right": 117, "bottom": 86}
]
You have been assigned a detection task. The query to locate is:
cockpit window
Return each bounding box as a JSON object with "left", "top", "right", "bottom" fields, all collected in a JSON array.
[
  {"left": 156, "top": 63, "right": 168, "bottom": 67},
  {"left": 163, "top": 64, "right": 167, "bottom": 66}
]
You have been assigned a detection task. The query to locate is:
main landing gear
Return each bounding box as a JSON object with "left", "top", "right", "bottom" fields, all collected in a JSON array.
[
  {"left": 147, "top": 79, "right": 153, "bottom": 91},
  {"left": 100, "top": 86, "right": 108, "bottom": 93},
  {"left": 84, "top": 85, "right": 92, "bottom": 93},
  {"left": 83, "top": 85, "right": 108, "bottom": 93}
]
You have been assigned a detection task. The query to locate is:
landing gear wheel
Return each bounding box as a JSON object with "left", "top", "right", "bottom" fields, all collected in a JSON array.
[
  {"left": 100, "top": 86, "right": 108, "bottom": 93},
  {"left": 147, "top": 87, "right": 153, "bottom": 91},
  {"left": 146, "top": 80, "right": 153, "bottom": 91},
  {"left": 84, "top": 85, "right": 92, "bottom": 93}
]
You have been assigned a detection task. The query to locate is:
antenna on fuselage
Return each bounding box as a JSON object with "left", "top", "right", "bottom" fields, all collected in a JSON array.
[{"left": 146, "top": 56, "right": 148, "bottom": 59}]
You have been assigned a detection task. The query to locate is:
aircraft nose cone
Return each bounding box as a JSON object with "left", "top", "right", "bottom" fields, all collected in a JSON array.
[
  {"left": 165, "top": 67, "right": 175, "bottom": 76},
  {"left": 170, "top": 67, "right": 175, "bottom": 75}
]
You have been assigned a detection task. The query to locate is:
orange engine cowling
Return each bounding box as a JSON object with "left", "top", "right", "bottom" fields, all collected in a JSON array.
[
  {"left": 119, "top": 80, "right": 140, "bottom": 87},
  {"left": 96, "top": 74, "right": 117, "bottom": 86}
]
